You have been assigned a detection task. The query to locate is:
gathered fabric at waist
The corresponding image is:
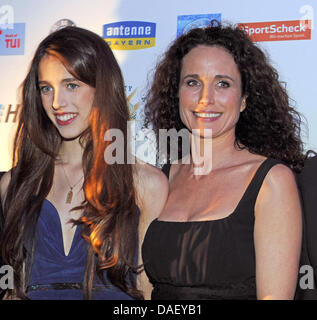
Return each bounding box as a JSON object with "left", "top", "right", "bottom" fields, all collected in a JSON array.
[
  {"left": 27, "top": 282, "right": 117, "bottom": 292},
  {"left": 26, "top": 281, "right": 133, "bottom": 300},
  {"left": 152, "top": 281, "right": 257, "bottom": 300}
]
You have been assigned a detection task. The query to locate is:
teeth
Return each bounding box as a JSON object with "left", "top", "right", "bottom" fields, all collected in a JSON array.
[
  {"left": 194, "top": 112, "right": 221, "bottom": 118},
  {"left": 56, "top": 114, "right": 77, "bottom": 121}
]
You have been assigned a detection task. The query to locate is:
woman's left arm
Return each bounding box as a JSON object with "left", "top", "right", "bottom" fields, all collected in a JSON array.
[
  {"left": 134, "top": 162, "right": 169, "bottom": 300},
  {"left": 254, "top": 164, "right": 302, "bottom": 300}
]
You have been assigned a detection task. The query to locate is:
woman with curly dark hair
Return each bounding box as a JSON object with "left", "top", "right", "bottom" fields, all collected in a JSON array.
[
  {"left": 142, "top": 22, "right": 304, "bottom": 300},
  {"left": 0, "top": 26, "right": 168, "bottom": 300}
]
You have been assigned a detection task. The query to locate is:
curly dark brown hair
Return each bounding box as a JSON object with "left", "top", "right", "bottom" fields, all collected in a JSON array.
[{"left": 144, "top": 22, "right": 305, "bottom": 172}]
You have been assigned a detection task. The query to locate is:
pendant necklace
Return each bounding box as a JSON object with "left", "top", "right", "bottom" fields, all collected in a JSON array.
[{"left": 61, "top": 163, "right": 84, "bottom": 204}]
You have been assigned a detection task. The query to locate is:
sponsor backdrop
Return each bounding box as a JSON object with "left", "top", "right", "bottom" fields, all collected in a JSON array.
[{"left": 0, "top": 0, "right": 315, "bottom": 171}]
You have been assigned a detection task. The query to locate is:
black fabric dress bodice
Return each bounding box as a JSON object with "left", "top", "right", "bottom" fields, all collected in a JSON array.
[{"left": 142, "top": 158, "right": 281, "bottom": 300}]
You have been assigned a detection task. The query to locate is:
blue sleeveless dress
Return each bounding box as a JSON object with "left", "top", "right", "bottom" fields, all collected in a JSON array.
[{"left": 26, "top": 199, "right": 136, "bottom": 300}]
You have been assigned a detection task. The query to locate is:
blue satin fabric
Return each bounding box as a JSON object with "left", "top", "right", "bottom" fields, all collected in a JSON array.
[{"left": 27, "top": 199, "right": 134, "bottom": 300}]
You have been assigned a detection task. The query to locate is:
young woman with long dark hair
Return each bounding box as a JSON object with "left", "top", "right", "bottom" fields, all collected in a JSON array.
[{"left": 0, "top": 26, "right": 168, "bottom": 300}]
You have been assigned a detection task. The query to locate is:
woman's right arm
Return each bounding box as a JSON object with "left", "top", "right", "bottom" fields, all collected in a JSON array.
[{"left": 134, "top": 161, "right": 169, "bottom": 300}]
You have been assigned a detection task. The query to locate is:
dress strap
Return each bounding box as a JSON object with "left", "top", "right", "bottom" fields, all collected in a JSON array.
[
  {"left": 236, "top": 158, "right": 284, "bottom": 212},
  {"left": 162, "top": 163, "right": 172, "bottom": 179}
]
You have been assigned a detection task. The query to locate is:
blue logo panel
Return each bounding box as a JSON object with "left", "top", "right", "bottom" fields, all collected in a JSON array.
[
  {"left": 0, "top": 23, "right": 25, "bottom": 55},
  {"left": 103, "top": 21, "right": 156, "bottom": 50},
  {"left": 177, "top": 14, "right": 222, "bottom": 37}
]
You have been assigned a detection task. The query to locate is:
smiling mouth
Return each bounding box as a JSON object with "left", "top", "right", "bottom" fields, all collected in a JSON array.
[
  {"left": 193, "top": 112, "right": 222, "bottom": 119},
  {"left": 55, "top": 113, "right": 78, "bottom": 125}
]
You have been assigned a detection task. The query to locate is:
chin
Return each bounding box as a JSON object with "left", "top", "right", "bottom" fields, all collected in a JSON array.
[
  {"left": 187, "top": 127, "right": 213, "bottom": 139},
  {"left": 58, "top": 130, "right": 86, "bottom": 141}
]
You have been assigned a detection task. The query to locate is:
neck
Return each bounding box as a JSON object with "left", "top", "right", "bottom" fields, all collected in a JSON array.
[
  {"left": 189, "top": 129, "right": 238, "bottom": 175},
  {"left": 58, "top": 137, "right": 84, "bottom": 166}
]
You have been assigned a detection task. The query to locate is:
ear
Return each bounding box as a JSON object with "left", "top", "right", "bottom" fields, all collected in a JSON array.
[{"left": 240, "top": 95, "right": 247, "bottom": 112}]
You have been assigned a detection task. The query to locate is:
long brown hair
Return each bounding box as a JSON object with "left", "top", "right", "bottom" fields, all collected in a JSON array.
[{"left": 1, "top": 27, "right": 142, "bottom": 299}]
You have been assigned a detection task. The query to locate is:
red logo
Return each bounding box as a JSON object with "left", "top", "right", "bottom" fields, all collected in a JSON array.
[{"left": 238, "top": 20, "right": 312, "bottom": 42}]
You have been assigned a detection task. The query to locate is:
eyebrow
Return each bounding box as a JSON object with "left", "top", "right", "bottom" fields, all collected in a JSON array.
[
  {"left": 182, "top": 74, "right": 235, "bottom": 82},
  {"left": 38, "top": 77, "right": 79, "bottom": 85}
]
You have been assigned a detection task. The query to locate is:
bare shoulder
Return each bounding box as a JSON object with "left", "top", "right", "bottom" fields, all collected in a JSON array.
[
  {"left": 134, "top": 159, "right": 169, "bottom": 193},
  {"left": 255, "top": 162, "right": 299, "bottom": 218},
  {"left": 134, "top": 159, "right": 169, "bottom": 221},
  {"left": 263, "top": 163, "right": 296, "bottom": 189},
  {"left": 0, "top": 171, "right": 11, "bottom": 203}
]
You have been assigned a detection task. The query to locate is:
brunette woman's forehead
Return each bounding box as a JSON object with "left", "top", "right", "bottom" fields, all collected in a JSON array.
[{"left": 38, "top": 52, "right": 82, "bottom": 83}]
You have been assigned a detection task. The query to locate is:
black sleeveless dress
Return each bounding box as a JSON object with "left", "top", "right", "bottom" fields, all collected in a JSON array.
[
  {"left": 142, "top": 158, "right": 281, "bottom": 300},
  {"left": 295, "top": 156, "right": 317, "bottom": 299}
]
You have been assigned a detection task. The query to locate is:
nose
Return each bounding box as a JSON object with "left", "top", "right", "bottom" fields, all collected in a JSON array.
[
  {"left": 199, "top": 83, "right": 215, "bottom": 106},
  {"left": 52, "top": 87, "right": 66, "bottom": 110}
]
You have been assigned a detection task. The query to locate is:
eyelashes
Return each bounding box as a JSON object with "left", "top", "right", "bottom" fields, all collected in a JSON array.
[
  {"left": 184, "top": 79, "right": 231, "bottom": 88},
  {"left": 217, "top": 80, "right": 230, "bottom": 88},
  {"left": 39, "top": 85, "right": 52, "bottom": 95},
  {"left": 39, "top": 82, "right": 80, "bottom": 95},
  {"left": 66, "top": 83, "right": 79, "bottom": 90},
  {"left": 186, "top": 79, "right": 199, "bottom": 87}
]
